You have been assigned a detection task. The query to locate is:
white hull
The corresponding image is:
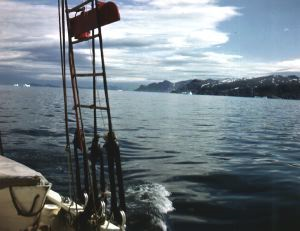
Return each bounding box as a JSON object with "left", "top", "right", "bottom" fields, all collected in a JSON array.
[
  {"left": 0, "top": 156, "right": 125, "bottom": 231},
  {"left": 43, "top": 190, "right": 123, "bottom": 230},
  {"left": 0, "top": 185, "right": 50, "bottom": 231},
  {"left": 0, "top": 187, "right": 122, "bottom": 231}
]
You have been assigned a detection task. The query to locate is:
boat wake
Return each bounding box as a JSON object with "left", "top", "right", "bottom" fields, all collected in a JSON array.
[{"left": 126, "top": 183, "right": 174, "bottom": 231}]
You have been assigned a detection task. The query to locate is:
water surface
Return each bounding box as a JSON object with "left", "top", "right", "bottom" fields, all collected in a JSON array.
[{"left": 0, "top": 85, "right": 299, "bottom": 231}]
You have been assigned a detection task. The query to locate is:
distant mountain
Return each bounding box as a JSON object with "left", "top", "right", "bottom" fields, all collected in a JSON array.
[
  {"left": 4, "top": 79, "right": 142, "bottom": 91},
  {"left": 135, "top": 80, "right": 174, "bottom": 92},
  {"left": 135, "top": 75, "right": 300, "bottom": 99},
  {"left": 174, "top": 79, "right": 219, "bottom": 93},
  {"left": 174, "top": 79, "right": 193, "bottom": 90},
  {"left": 272, "top": 71, "right": 300, "bottom": 77}
]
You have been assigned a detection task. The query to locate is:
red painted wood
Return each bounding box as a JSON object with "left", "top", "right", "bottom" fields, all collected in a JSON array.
[{"left": 70, "top": 2, "right": 120, "bottom": 38}]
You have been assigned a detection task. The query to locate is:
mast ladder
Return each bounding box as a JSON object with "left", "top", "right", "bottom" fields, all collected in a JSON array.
[{"left": 61, "top": 0, "right": 126, "bottom": 227}]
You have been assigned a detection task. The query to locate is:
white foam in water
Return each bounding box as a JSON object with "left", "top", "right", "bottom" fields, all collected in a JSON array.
[
  {"left": 139, "top": 183, "right": 174, "bottom": 214},
  {"left": 126, "top": 183, "right": 174, "bottom": 231}
]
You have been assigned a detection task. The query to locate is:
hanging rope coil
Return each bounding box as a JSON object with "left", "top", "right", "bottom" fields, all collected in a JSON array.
[{"left": 9, "top": 187, "right": 43, "bottom": 217}]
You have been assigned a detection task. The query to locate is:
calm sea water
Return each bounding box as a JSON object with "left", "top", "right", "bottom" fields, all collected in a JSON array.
[{"left": 0, "top": 85, "right": 300, "bottom": 231}]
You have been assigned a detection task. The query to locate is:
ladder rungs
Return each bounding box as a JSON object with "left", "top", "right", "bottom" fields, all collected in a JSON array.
[
  {"left": 67, "top": 0, "right": 93, "bottom": 13},
  {"left": 74, "top": 104, "right": 108, "bottom": 111},
  {"left": 72, "top": 33, "right": 99, "bottom": 44},
  {"left": 76, "top": 73, "right": 103, "bottom": 77}
]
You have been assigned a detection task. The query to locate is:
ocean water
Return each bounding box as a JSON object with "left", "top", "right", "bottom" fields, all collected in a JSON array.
[{"left": 0, "top": 85, "right": 300, "bottom": 231}]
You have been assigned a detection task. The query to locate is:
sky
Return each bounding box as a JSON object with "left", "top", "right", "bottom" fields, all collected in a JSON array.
[{"left": 0, "top": 0, "right": 300, "bottom": 85}]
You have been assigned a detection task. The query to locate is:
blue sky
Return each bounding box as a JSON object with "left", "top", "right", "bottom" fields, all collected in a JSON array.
[{"left": 0, "top": 0, "right": 300, "bottom": 85}]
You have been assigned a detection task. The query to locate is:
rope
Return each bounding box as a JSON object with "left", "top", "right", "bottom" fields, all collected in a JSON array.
[
  {"left": 98, "top": 27, "right": 113, "bottom": 134},
  {"left": 9, "top": 187, "right": 43, "bottom": 217},
  {"left": 67, "top": 1, "right": 99, "bottom": 221},
  {"left": 87, "top": 36, "right": 107, "bottom": 131},
  {"left": 95, "top": 6, "right": 127, "bottom": 222},
  {"left": 112, "top": 139, "right": 126, "bottom": 212},
  {"left": 58, "top": 0, "right": 78, "bottom": 216},
  {"left": 0, "top": 130, "right": 4, "bottom": 155},
  {"left": 90, "top": 0, "right": 99, "bottom": 212},
  {"left": 86, "top": 21, "right": 107, "bottom": 197},
  {"left": 58, "top": 0, "right": 69, "bottom": 148},
  {"left": 73, "top": 133, "right": 84, "bottom": 203},
  {"left": 84, "top": 0, "right": 108, "bottom": 217},
  {"left": 60, "top": 1, "right": 127, "bottom": 227},
  {"left": 103, "top": 212, "right": 114, "bottom": 231},
  {"left": 96, "top": 85, "right": 107, "bottom": 130},
  {"left": 64, "top": 0, "right": 91, "bottom": 198}
]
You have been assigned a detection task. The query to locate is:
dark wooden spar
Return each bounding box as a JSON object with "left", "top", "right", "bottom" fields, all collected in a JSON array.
[{"left": 58, "top": 0, "right": 126, "bottom": 228}]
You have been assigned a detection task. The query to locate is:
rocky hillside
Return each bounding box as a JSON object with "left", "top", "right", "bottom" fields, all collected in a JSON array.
[
  {"left": 135, "top": 80, "right": 174, "bottom": 92},
  {"left": 135, "top": 75, "right": 300, "bottom": 99}
]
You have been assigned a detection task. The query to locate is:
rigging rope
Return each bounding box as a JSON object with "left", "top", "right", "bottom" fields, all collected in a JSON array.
[
  {"left": 97, "top": 23, "right": 126, "bottom": 220},
  {"left": 58, "top": 0, "right": 77, "bottom": 212},
  {"left": 87, "top": 27, "right": 107, "bottom": 197},
  {"left": 87, "top": 38, "right": 107, "bottom": 131},
  {"left": 0, "top": 130, "right": 4, "bottom": 155},
  {"left": 90, "top": 0, "right": 99, "bottom": 209},
  {"left": 64, "top": 0, "right": 91, "bottom": 198},
  {"left": 96, "top": 8, "right": 126, "bottom": 220}
]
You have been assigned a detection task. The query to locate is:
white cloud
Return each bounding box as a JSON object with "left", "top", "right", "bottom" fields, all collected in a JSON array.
[
  {"left": 197, "top": 54, "right": 300, "bottom": 78},
  {"left": 165, "top": 55, "right": 189, "bottom": 62},
  {"left": 238, "top": 58, "right": 300, "bottom": 77},
  {"left": 0, "top": 0, "right": 60, "bottom": 81},
  {"left": 109, "top": 1, "right": 239, "bottom": 50},
  {"left": 140, "top": 0, "right": 216, "bottom": 8},
  {"left": 187, "top": 30, "right": 229, "bottom": 48},
  {"left": 0, "top": 1, "right": 58, "bottom": 49},
  {"left": 0, "top": 0, "right": 241, "bottom": 81},
  {"left": 1, "top": 0, "right": 298, "bottom": 83},
  {"left": 99, "top": 0, "right": 240, "bottom": 80},
  {"left": 0, "top": 51, "right": 29, "bottom": 61},
  {"left": 275, "top": 59, "right": 300, "bottom": 72},
  {"left": 201, "top": 52, "right": 243, "bottom": 64}
]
